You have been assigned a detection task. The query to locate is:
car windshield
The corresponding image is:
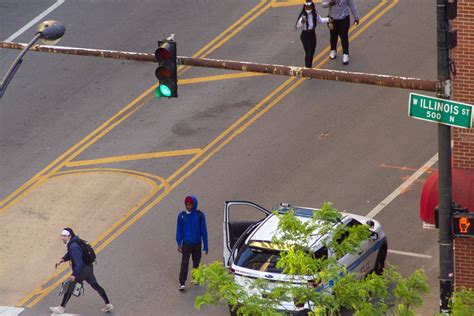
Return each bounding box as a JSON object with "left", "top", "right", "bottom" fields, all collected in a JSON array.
[{"left": 234, "top": 244, "right": 283, "bottom": 273}]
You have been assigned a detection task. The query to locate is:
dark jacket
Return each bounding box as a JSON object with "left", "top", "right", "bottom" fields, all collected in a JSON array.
[
  {"left": 62, "top": 235, "right": 85, "bottom": 277},
  {"left": 176, "top": 195, "right": 209, "bottom": 252}
]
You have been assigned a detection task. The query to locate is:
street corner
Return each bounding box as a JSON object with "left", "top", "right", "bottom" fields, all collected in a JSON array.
[{"left": 0, "top": 169, "right": 160, "bottom": 306}]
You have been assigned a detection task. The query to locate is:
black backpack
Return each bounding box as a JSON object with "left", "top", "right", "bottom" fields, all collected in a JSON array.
[{"left": 77, "top": 239, "right": 96, "bottom": 265}]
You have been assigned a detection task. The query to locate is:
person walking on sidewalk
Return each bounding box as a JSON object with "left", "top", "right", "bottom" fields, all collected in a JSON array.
[
  {"left": 50, "top": 228, "right": 113, "bottom": 314},
  {"left": 323, "top": 0, "right": 360, "bottom": 65},
  {"left": 176, "top": 195, "right": 208, "bottom": 290},
  {"left": 295, "top": 1, "right": 330, "bottom": 68}
]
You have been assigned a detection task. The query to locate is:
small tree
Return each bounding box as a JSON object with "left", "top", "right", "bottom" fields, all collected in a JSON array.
[
  {"left": 193, "top": 202, "right": 429, "bottom": 315},
  {"left": 449, "top": 287, "right": 474, "bottom": 316}
]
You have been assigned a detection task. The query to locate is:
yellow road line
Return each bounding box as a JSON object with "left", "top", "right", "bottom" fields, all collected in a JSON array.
[
  {"left": 272, "top": 0, "right": 321, "bottom": 8},
  {"left": 179, "top": 72, "right": 268, "bottom": 85},
  {"left": 196, "top": 2, "right": 272, "bottom": 60},
  {"left": 0, "top": 1, "right": 268, "bottom": 212},
  {"left": 0, "top": 87, "right": 153, "bottom": 211},
  {"left": 178, "top": 0, "right": 268, "bottom": 74},
  {"left": 18, "top": 168, "right": 168, "bottom": 307},
  {"left": 64, "top": 148, "right": 202, "bottom": 167},
  {"left": 167, "top": 0, "right": 389, "bottom": 184},
  {"left": 17, "top": 0, "right": 397, "bottom": 307}
]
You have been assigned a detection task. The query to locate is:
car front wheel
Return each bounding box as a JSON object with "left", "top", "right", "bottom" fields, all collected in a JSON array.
[{"left": 374, "top": 244, "right": 387, "bottom": 275}]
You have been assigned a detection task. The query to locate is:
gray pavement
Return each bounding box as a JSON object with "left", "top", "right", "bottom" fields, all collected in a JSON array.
[{"left": 1, "top": 0, "right": 441, "bottom": 315}]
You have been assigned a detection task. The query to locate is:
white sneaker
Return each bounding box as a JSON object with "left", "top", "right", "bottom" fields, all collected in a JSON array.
[
  {"left": 179, "top": 284, "right": 186, "bottom": 291},
  {"left": 49, "top": 306, "right": 65, "bottom": 314},
  {"left": 329, "top": 50, "right": 337, "bottom": 60},
  {"left": 101, "top": 303, "right": 114, "bottom": 312},
  {"left": 342, "top": 54, "right": 350, "bottom": 65}
]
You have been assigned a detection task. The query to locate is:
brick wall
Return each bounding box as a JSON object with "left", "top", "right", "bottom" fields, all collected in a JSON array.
[
  {"left": 452, "top": 0, "right": 474, "bottom": 290},
  {"left": 454, "top": 239, "right": 474, "bottom": 289}
]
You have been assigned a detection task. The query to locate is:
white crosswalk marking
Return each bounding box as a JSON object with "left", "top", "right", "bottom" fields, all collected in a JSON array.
[
  {"left": 388, "top": 249, "right": 432, "bottom": 259},
  {"left": 0, "top": 306, "right": 24, "bottom": 316}
]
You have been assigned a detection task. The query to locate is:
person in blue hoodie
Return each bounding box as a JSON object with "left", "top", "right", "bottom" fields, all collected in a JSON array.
[
  {"left": 176, "top": 195, "right": 208, "bottom": 290},
  {"left": 50, "top": 228, "right": 113, "bottom": 314}
]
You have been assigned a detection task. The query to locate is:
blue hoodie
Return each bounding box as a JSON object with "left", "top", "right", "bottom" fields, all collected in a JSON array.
[
  {"left": 62, "top": 235, "right": 85, "bottom": 277},
  {"left": 176, "top": 196, "right": 209, "bottom": 252}
]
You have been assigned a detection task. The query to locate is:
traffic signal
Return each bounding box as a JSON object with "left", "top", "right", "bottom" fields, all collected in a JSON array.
[
  {"left": 155, "top": 40, "right": 177, "bottom": 98},
  {"left": 452, "top": 205, "right": 473, "bottom": 238}
]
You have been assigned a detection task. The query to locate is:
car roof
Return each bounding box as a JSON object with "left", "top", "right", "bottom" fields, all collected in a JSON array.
[{"left": 245, "top": 206, "right": 350, "bottom": 250}]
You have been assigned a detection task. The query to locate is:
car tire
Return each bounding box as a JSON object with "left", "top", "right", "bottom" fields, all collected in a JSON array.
[
  {"left": 228, "top": 304, "right": 238, "bottom": 316},
  {"left": 374, "top": 243, "right": 387, "bottom": 275}
]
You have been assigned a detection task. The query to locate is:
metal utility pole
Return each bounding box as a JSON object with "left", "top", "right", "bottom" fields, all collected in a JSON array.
[
  {"left": 0, "top": 41, "right": 437, "bottom": 92},
  {"left": 437, "top": 0, "right": 454, "bottom": 313}
]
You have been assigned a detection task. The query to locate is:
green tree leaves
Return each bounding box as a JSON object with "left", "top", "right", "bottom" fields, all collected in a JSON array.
[{"left": 194, "top": 202, "right": 430, "bottom": 316}]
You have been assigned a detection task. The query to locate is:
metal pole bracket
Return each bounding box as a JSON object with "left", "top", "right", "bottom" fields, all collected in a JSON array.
[{"left": 437, "top": 79, "right": 452, "bottom": 98}]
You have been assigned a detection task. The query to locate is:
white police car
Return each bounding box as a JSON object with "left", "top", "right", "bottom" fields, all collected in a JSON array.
[{"left": 223, "top": 201, "right": 387, "bottom": 313}]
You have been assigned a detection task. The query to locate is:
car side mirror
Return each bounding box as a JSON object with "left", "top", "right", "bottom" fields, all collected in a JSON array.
[
  {"left": 370, "top": 231, "right": 379, "bottom": 240},
  {"left": 366, "top": 220, "right": 375, "bottom": 228}
]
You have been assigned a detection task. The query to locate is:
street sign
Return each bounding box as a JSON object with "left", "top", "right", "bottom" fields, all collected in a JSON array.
[
  {"left": 408, "top": 93, "right": 473, "bottom": 128},
  {"left": 452, "top": 212, "right": 474, "bottom": 238}
]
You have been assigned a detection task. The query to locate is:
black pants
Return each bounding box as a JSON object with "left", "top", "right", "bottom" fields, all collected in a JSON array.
[
  {"left": 300, "top": 30, "right": 317, "bottom": 68},
  {"left": 330, "top": 15, "right": 350, "bottom": 55},
  {"left": 61, "top": 264, "right": 110, "bottom": 307},
  {"left": 179, "top": 243, "right": 202, "bottom": 285}
]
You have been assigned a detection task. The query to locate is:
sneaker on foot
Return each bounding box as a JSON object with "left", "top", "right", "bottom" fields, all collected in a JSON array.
[
  {"left": 179, "top": 283, "right": 186, "bottom": 291},
  {"left": 342, "top": 54, "right": 349, "bottom": 65},
  {"left": 101, "top": 303, "right": 114, "bottom": 312},
  {"left": 329, "top": 50, "right": 337, "bottom": 60},
  {"left": 49, "top": 306, "right": 65, "bottom": 314}
]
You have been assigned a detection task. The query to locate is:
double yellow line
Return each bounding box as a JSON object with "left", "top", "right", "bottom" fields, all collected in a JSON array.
[
  {"left": 15, "top": 0, "right": 399, "bottom": 308},
  {"left": 14, "top": 0, "right": 272, "bottom": 307},
  {"left": 0, "top": 0, "right": 270, "bottom": 213}
]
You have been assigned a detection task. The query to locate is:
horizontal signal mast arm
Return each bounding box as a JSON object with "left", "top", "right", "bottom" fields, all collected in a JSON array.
[{"left": 0, "top": 41, "right": 436, "bottom": 92}]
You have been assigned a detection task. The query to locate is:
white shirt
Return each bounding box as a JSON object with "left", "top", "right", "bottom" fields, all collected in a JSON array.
[{"left": 297, "top": 11, "right": 329, "bottom": 30}]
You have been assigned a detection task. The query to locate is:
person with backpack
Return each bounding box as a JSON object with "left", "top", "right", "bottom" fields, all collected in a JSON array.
[
  {"left": 176, "top": 195, "right": 208, "bottom": 290},
  {"left": 50, "top": 228, "right": 113, "bottom": 314}
]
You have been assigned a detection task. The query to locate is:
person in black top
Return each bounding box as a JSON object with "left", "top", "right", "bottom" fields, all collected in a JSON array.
[{"left": 296, "top": 1, "right": 330, "bottom": 68}]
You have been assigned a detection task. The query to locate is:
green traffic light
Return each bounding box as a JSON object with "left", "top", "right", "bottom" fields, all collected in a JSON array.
[
  {"left": 155, "top": 86, "right": 162, "bottom": 98},
  {"left": 159, "top": 84, "right": 172, "bottom": 97}
]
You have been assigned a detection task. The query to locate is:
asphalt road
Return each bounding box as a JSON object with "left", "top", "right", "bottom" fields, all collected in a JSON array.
[{"left": 1, "top": 0, "right": 440, "bottom": 315}]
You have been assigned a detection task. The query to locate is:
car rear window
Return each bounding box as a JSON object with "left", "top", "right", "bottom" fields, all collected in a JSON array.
[{"left": 234, "top": 244, "right": 283, "bottom": 273}]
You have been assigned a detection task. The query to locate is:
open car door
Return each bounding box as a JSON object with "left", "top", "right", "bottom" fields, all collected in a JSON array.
[{"left": 223, "top": 201, "right": 270, "bottom": 267}]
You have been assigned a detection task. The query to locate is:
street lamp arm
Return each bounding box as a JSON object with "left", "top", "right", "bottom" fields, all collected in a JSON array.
[{"left": 0, "top": 33, "right": 41, "bottom": 98}]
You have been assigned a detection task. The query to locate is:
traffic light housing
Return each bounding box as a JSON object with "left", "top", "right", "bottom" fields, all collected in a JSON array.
[
  {"left": 155, "top": 40, "right": 177, "bottom": 98},
  {"left": 452, "top": 204, "right": 473, "bottom": 238}
]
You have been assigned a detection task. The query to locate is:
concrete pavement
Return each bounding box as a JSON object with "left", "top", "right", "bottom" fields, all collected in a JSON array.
[{"left": 1, "top": 0, "right": 441, "bottom": 315}]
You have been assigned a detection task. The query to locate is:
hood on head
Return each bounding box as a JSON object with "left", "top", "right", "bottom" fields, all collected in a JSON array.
[{"left": 187, "top": 195, "right": 198, "bottom": 212}]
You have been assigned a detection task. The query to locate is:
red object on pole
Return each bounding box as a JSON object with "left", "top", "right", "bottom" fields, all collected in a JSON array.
[{"left": 420, "top": 168, "right": 474, "bottom": 224}]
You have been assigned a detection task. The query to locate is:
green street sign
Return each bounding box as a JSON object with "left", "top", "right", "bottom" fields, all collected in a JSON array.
[{"left": 408, "top": 93, "right": 473, "bottom": 128}]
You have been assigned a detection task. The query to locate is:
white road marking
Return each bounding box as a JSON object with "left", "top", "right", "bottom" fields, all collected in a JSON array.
[
  {"left": 365, "top": 153, "right": 439, "bottom": 219},
  {"left": 388, "top": 249, "right": 432, "bottom": 259},
  {"left": 0, "top": 306, "right": 24, "bottom": 316},
  {"left": 4, "top": 0, "right": 65, "bottom": 42},
  {"left": 423, "top": 222, "right": 437, "bottom": 229}
]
